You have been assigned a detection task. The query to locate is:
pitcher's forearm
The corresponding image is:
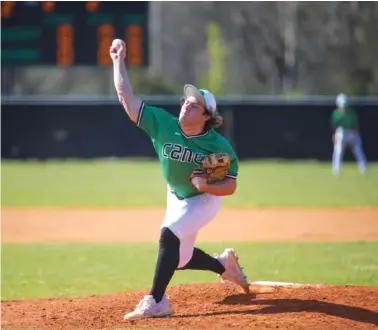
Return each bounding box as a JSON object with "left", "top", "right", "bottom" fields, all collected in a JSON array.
[
  {"left": 112, "top": 58, "right": 142, "bottom": 123},
  {"left": 196, "top": 178, "right": 237, "bottom": 196}
]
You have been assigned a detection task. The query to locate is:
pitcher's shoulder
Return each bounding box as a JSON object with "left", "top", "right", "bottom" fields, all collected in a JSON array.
[{"left": 212, "top": 130, "right": 237, "bottom": 154}]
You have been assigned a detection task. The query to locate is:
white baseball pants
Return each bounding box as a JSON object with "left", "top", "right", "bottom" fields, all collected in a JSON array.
[
  {"left": 332, "top": 128, "right": 367, "bottom": 174},
  {"left": 161, "top": 186, "right": 222, "bottom": 268}
]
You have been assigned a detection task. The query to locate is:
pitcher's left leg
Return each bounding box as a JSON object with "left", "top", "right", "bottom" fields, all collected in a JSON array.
[
  {"left": 124, "top": 188, "right": 181, "bottom": 320},
  {"left": 123, "top": 227, "right": 177, "bottom": 320},
  {"left": 125, "top": 192, "right": 222, "bottom": 320}
]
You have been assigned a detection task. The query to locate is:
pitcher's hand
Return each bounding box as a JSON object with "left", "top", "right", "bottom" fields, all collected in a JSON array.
[
  {"left": 191, "top": 176, "right": 207, "bottom": 193},
  {"left": 109, "top": 39, "right": 126, "bottom": 61}
]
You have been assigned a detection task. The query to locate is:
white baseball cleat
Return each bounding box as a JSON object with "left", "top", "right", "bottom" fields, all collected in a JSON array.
[
  {"left": 216, "top": 248, "right": 250, "bottom": 294},
  {"left": 123, "top": 295, "right": 173, "bottom": 320}
]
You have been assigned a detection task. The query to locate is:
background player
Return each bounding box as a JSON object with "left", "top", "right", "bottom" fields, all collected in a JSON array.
[
  {"left": 109, "top": 39, "right": 250, "bottom": 320},
  {"left": 331, "top": 93, "right": 367, "bottom": 175}
]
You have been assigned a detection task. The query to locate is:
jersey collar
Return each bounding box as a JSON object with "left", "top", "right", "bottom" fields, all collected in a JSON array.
[{"left": 179, "top": 126, "right": 210, "bottom": 139}]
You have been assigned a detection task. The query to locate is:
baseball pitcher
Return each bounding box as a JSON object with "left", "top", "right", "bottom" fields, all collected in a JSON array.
[
  {"left": 331, "top": 93, "right": 367, "bottom": 175},
  {"left": 109, "top": 39, "right": 250, "bottom": 320}
]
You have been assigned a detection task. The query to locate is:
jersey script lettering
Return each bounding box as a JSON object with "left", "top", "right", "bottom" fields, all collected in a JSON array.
[{"left": 162, "top": 143, "right": 205, "bottom": 165}]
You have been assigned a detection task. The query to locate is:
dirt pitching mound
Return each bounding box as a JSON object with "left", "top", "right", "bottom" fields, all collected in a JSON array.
[{"left": 2, "top": 283, "right": 378, "bottom": 329}]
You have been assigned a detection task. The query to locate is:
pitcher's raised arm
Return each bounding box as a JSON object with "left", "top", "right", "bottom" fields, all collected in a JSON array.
[{"left": 109, "top": 39, "right": 142, "bottom": 123}]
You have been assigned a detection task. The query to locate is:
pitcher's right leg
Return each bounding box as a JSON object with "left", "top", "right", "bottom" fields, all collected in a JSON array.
[{"left": 179, "top": 247, "right": 250, "bottom": 293}]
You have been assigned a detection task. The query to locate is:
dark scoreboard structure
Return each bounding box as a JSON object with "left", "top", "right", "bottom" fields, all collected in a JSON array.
[{"left": 1, "top": 1, "right": 149, "bottom": 67}]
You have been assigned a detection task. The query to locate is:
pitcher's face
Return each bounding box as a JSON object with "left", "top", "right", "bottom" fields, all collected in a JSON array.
[{"left": 179, "top": 96, "right": 210, "bottom": 125}]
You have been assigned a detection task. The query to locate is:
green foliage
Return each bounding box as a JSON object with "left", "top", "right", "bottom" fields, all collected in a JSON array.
[
  {"left": 284, "top": 89, "right": 308, "bottom": 97},
  {"left": 199, "top": 22, "right": 228, "bottom": 94},
  {"left": 345, "top": 68, "right": 374, "bottom": 96}
]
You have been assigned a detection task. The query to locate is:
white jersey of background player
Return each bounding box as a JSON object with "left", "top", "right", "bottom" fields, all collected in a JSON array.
[
  {"left": 331, "top": 93, "right": 367, "bottom": 175},
  {"left": 109, "top": 39, "right": 250, "bottom": 321}
]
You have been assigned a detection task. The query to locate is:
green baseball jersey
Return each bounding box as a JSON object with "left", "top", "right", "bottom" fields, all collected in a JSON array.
[
  {"left": 331, "top": 108, "right": 358, "bottom": 130},
  {"left": 136, "top": 102, "right": 239, "bottom": 199}
]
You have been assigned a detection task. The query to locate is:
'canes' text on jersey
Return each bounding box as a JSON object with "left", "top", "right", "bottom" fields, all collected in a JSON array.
[{"left": 136, "top": 103, "right": 238, "bottom": 199}]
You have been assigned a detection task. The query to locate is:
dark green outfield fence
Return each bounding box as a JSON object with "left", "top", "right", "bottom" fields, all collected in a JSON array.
[{"left": 2, "top": 95, "right": 377, "bottom": 161}]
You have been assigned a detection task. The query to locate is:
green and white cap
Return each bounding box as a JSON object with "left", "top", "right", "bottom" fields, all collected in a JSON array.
[
  {"left": 183, "top": 84, "right": 217, "bottom": 114},
  {"left": 336, "top": 93, "right": 348, "bottom": 107}
]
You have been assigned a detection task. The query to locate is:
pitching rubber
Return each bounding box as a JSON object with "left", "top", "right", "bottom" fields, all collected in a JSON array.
[{"left": 248, "top": 280, "right": 324, "bottom": 293}]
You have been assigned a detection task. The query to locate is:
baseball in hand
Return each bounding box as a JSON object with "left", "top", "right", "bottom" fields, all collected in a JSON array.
[
  {"left": 111, "top": 39, "right": 124, "bottom": 50},
  {"left": 110, "top": 39, "right": 126, "bottom": 60}
]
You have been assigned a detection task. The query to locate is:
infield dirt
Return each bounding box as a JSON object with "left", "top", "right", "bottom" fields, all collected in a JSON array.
[{"left": 2, "top": 207, "right": 378, "bottom": 329}]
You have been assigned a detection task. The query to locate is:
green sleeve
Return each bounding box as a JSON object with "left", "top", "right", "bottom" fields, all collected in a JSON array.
[
  {"left": 331, "top": 110, "right": 338, "bottom": 127},
  {"left": 227, "top": 154, "right": 239, "bottom": 179},
  {"left": 136, "top": 102, "right": 173, "bottom": 138}
]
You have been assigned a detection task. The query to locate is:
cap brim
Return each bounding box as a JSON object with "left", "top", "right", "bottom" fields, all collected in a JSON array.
[{"left": 183, "top": 84, "right": 206, "bottom": 108}]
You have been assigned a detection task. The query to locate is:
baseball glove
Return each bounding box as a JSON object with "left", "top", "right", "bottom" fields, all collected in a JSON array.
[{"left": 190, "top": 153, "right": 231, "bottom": 183}]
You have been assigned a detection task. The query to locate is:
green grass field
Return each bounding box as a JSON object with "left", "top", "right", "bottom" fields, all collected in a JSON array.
[
  {"left": 2, "top": 160, "right": 378, "bottom": 301},
  {"left": 2, "top": 242, "right": 378, "bottom": 300},
  {"left": 2, "top": 159, "right": 378, "bottom": 207}
]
